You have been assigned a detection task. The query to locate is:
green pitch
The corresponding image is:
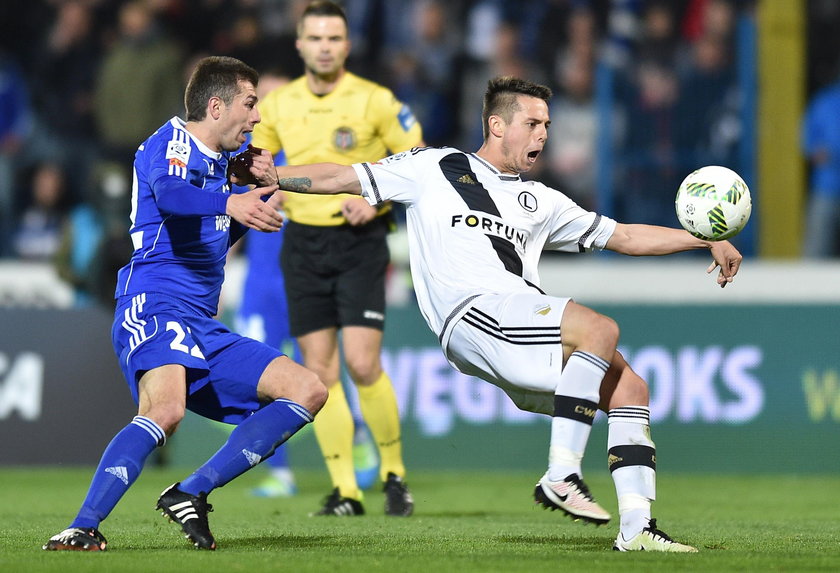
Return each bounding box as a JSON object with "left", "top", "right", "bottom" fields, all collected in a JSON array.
[{"left": 2, "top": 467, "right": 838, "bottom": 572}]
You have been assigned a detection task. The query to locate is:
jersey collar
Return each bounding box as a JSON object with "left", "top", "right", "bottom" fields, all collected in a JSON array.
[
  {"left": 469, "top": 153, "right": 522, "bottom": 181},
  {"left": 171, "top": 117, "right": 223, "bottom": 160}
]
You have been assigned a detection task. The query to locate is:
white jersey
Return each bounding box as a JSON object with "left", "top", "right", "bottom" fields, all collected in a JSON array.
[{"left": 352, "top": 146, "right": 616, "bottom": 342}]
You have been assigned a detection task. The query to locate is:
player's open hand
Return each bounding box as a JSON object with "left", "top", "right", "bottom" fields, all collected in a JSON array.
[
  {"left": 226, "top": 184, "right": 284, "bottom": 232},
  {"left": 706, "top": 240, "right": 742, "bottom": 288}
]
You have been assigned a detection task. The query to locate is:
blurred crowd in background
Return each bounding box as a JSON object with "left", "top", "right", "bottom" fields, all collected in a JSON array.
[{"left": 1, "top": 0, "right": 839, "bottom": 308}]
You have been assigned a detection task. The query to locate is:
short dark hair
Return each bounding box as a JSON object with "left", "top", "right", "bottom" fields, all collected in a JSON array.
[
  {"left": 184, "top": 56, "right": 259, "bottom": 122},
  {"left": 481, "top": 76, "right": 553, "bottom": 140},
  {"left": 298, "top": 0, "right": 348, "bottom": 35}
]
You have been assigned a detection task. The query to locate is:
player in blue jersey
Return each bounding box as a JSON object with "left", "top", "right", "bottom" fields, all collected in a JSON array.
[{"left": 43, "top": 56, "right": 327, "bottom": 552}]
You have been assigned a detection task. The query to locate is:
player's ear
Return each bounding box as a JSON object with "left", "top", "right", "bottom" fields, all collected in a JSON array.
[
  {"left": 208, "top": 96, "right": 223, "bottom": 120},
  {"left": 488, "top": 114, "right": 505, "bottom": 139}
]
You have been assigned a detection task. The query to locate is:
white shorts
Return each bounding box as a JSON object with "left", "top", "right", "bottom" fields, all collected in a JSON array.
[{"left": 444, "top": 292, "right": 571, "bottom": 416}]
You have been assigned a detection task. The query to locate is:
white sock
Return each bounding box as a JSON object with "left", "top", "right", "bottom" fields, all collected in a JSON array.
[
  {"left": 608, "top": 406, "right": 655, "bottom": 539},
  {"left": 547, "top": 351, "right": 609, "bottom": 481}
]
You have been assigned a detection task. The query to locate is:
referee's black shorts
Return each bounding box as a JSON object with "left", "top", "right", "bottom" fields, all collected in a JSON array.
[{"left": 280, "top": 216, "right": 390, "bottom": 337}]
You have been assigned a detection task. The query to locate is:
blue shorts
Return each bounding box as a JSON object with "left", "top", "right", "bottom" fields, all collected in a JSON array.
[{"left": 112, "top": 292, "right": 283, "bottom": 424}]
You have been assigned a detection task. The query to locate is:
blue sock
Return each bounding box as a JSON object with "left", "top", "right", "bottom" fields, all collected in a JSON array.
[
  {"left": 71, "top": 416, "right": 165, "bottom": 529},
  {"left": 179, "top": 399, "right": 313, "bottom": 495},
  {"left": 266, "top": 443, "right": 290, "bottom": 468}
]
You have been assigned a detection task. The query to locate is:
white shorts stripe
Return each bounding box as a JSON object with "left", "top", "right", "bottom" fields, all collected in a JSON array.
[
  {"left": 122, "top": 293, "right": 159, "bottom": 363},
  {"left": 444, "top": 292, "right": 571, "bottom": 415},
  {"left": 463, "top": 307, "right": 562, "bottom": 345},
  {"left": 122, "top": 295, "right": 149, "bottom": 350}
]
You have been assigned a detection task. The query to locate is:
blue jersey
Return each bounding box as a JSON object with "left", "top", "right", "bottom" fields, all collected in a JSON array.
[{"left": 115, "top": 117, "right": 237, "bottom": 316}]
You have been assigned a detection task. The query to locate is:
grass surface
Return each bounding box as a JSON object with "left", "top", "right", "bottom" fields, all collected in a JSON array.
[{"left": 1, "top": 467, "right": 838, "bottom": 572}]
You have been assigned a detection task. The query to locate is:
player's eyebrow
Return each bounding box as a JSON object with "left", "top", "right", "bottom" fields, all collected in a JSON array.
[{"left": 526, "top": 115, "right": 550, "bottom": 126}]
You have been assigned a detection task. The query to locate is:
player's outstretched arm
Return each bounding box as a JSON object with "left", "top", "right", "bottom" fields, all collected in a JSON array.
[
  {"left": 606, "top": 223, "right": 742, "bottom": 288},
  {"left": 275, "top": 163, "right": 362, "bottom": 195},
  {"left": 606, "top": 223, "right": 714, "bottom": 256}
]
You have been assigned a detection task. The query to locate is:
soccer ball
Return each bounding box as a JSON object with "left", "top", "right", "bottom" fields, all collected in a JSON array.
[{"left": 675, "top": 165, "right": 752, "bottom": 241}]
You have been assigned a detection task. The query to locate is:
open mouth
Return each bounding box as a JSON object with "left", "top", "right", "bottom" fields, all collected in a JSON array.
[{"left": 527, "top": 150, "right": 541, "bottom": 161}]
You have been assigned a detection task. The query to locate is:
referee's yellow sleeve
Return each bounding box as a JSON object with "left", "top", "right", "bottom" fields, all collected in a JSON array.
[{"left": 370, "top": 87, "right": 423, "bottom": 154}]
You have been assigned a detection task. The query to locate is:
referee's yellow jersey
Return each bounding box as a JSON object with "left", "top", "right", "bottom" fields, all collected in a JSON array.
[{"left": 252, "top": 72, "right": 424, "bottom": 226}]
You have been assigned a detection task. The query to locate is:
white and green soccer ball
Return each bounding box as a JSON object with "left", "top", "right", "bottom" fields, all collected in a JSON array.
[{"left": 675, "top": 165, "right": 752, "bottom": 241}]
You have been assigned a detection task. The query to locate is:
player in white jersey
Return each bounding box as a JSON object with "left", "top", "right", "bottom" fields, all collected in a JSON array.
[
  {"left": 352, "top": 146, "right": 617, "bottom": 345},
  {"left": 266, "top": 76, "right": 742, "bottom": 552}
]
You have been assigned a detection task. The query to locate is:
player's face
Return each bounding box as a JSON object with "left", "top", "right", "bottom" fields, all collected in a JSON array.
[
  {"left": 499, "top": 95, "right": 550, "bottom": 174},
  {"left": 218, "top": 80, "right": 260, "bottom": 152},
  {"left": 296, "top": 15, "right": 350, "bottom": 80}
]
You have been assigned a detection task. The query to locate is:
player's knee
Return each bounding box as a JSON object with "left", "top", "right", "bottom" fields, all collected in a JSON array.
[
  {"left": 575, "top": 313, "right": 619, "bottom": 356},
  {"left": 593, "top": 313, "right": 620, "bottom": 350},
  {"left": 296, "top": 369, "right": 328, "bottom": 414},
  {"left": 565, "top": 303, "right": 620, "bottom": 356},
  {"left": 143, "top": 403, "right": 185, "bottom": 436}
]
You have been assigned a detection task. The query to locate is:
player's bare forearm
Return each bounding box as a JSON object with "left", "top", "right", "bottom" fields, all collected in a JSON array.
[
  {"left": 607, "top": 223, "right": 742, "bottom": 287},
  {"left": 275, "top": 163, "right": 361, "bottom": 195},
  {"left": 606, "top": 223, "right": 712, "bottom": 256}
]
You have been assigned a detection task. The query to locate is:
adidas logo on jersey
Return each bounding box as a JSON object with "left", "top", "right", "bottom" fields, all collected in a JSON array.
[
  {"left": 456, "top": 174, "right": 477, "bottom": 185},
  {"left": 105, "top": 466, "right": 129, "bottom": 485}
]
